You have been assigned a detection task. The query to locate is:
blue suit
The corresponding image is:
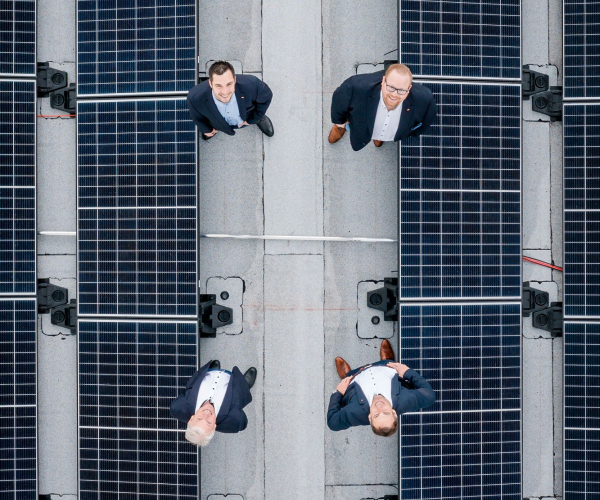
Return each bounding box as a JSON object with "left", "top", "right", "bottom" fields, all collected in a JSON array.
[
  {"left": 187, "top": 74, "right": 273, "bottom": 135},
  {"left": 327, "top": 360, "right": 435, "bottom": 431},
  {"left": 170, "top": 360, "right": 252, "bottom": 433},
  {"left": 330, "top": 70, "right": 437, "bottom": 151}
]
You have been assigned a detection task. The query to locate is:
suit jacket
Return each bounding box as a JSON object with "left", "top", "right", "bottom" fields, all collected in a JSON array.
[
  {"left": 187, "top": 74, "right": 273, "bottom": 135},
  {"left": 327, "top": 360, "right": 436, "bottom": 431},
  {"left": 170, "top": 360, "right": 253, "bottom": 433},
  {"left": 330, "top": 70, "right": 437, "bottom": 151}
]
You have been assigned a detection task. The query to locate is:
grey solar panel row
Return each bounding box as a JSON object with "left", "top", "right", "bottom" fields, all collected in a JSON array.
[
  {"left": 0, "top": 0, "right": 36, "bottom": 77},
  {"left": 0, "top": 298, "right": 37, "bottom": 499},
  {"left": 399, "top": 303, "right": 521, "bottom": 499},
  {"left": 78, "top": 320, "right": 199, "bottom": 499},
  {"left": 77, "top": 0, "right": 196, "bottom": 97},
  {"left": 77, "top": 98, "right": 198, "bottom": 318},
  {"left": 399, "top": 82, "right": 521, "bottom": 301}
]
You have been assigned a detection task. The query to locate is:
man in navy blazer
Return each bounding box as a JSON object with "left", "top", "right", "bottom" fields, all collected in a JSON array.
[
  {"left": 170, "top": 360, "right": 257, "bottom": 447},
  {"left": 327, "top": 339, "right": 435, "bottom": 436},
  {"left": 187, "top": 60, "right": 274, "bottom": 140},
  {"left": 328, "top": 63, "right": 436, "bottom": 151}
]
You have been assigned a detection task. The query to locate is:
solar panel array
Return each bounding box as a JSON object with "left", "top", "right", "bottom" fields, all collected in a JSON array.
[
  {"left": 399, "top": 83, "right": 521, "bottom": 300},
  {"left": 399, "top": 0, "right": 520, "bottom": 80},
  {"left": 77, "top": 0, "right": 196, "bottom": 96},
  {"left": 0, "top": 299, "right": 37, "bottom": 499},
  {"left": 399, "top": 303, "right": 521, "bottom": 499},
  {"left": 564, "top": 0, "right": 600, "bottom": 99},
  {"left": 563, "top": 5, "right": 600, "bottom": 494},
  {"left": 77, "top": 98, "right": 197, "bottom": 318},
  {"left": 0, "top": 0, "right": 36, "bottom": 77},
  {"left": 76, "top": 2, "right": 199, "bottom": 496},
  {"left": 398, "top": 2, "right": 522, "bottom": 498},
  {"left": 78, "top": 321, "right": 199, "bottom": 500},
  {"left": 0, "top": 80, "right": 36, "bottom": 295}
]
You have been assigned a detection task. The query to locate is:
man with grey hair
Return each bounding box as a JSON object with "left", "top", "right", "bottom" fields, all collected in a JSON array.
[{"left": 170, "top": 360, "right": 257, "bottom": 447}]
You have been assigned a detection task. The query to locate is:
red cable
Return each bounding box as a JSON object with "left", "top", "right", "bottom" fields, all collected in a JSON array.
[
  {"left": 523, "top": 256, "right": 563, "bottom": 272},
  {"left": 37, "top": 114, "right": 75, "bottom": 118}
]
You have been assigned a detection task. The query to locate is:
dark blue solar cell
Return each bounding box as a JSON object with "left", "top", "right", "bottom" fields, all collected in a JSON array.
[
  {"left": 399, "top": 0, "right": 520, "bottom": 79},
  {"left": 0, "top": 80, "right": 36, "bottom": 294},
  {"left": 564, "top": 0, "right": 600, "bottom": 98},
  {"left": 77, "top": 99, "right": 197, "bottom": 317},
  {"left": 399, "top": 83, "right": 521, "bottom": 300},
  {"left": 78, "top": 321, "right": 198, "bottom": 500},
  {"left": 0, "top": 299, "right": 36, "bottom": 498},
  {"left": 564, "top": 105, "right": 600, "bottom": 318},
  {"left": 77, "top": 0, "right": 196, "bottom": 95},
  {"left": 0, "top": 0, "right": 36, "bottom": 76},
  {"left": 564, "top": 322, "right": 600, "bottom": 499}
]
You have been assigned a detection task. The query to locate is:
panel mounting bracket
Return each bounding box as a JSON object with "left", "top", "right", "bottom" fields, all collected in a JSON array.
[
  {"left": 37, "top": 62, "right": 68, "bottom": 97},
  {"left": 50, "top": 299, "right": 77, "bottom": 335},
  {"left": 50, "top": 82, "right": 77, "bottom": 114},
  {"left": 532, "top": 302, "right": 563, "bottom": 338},
  {"left": 366, "top": 277, "right": 398, "bottom": 322},
  {"left": 199, "top": 294, "right": 234, "bottom": 337},
  {"left": 522, "top": 281, "right": 550, "bottom": 317},
  {"left": 37, "top": 279, "right": 77, "bottom": 334},
  {"left": 522, "top": 65, "right": 549, "bottom": 99},
  {"left": 531, "top": 86, "right": 562, "bottom": 121}
]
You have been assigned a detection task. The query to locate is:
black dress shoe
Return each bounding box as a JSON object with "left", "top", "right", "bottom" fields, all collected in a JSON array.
[
  {"left": 256, "top": 116, "right": 274, "bottom": 137},
  {"left": 201, "top": 132, "right": 214, "bottom": 141},
  {"left": 243, "top": 367, "right": 257, "bottom": 389},
  {"left": 209, "top": 360, "right": 220, "bottom": 370}
]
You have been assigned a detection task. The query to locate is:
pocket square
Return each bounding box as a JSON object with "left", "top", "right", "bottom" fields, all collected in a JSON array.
[{"left": 410, "top": 122, "right": 423, "bottom": 131}]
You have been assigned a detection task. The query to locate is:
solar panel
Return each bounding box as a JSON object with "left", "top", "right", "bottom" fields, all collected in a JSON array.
[
  {"left": 564, "top": 104, "right": 600, "bottom": 318},
  {"left": 564, "top": 0, "right": 600, "bottom": 99},
  {"left": 0, "top": 298, "right": 37, "bottom": 499},
  {"left": 0, "top": 80, "right": 36, "bottom": 295},
  {"left": 77, "top": 0, "right": 196, "bottom": 96},
  {"left": 399, "top": 303, "right": 521, "bottom": 500},
  {"left": 564, "top": 321, "right": 600, "bottom": 499},
  {"left": 399, "top": 0, "right": 520, "bottom": 80},
  {"left": 399, "top": 83, "right": 521, "bottom": 300},
  {"left": 78, "top": 320, "right": 199, "bottom": 500},
  {"left": 77, "top": 98, "right": 197, "bottom": 317},
  {"left": 0, "top": 0, "right": 36, "bottom": 77}
]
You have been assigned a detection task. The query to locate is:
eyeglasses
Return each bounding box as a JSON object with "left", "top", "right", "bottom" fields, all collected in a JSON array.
[{"left": 384, "top": 79, "right": 411, "bottom": 95}]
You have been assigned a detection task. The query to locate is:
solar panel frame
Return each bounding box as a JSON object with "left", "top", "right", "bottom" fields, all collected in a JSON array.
[
  {"left": 0, "top": 79, "right": 36, "bottom": 296},
  {"left": 398, "top": 0, "right": 521, "bottom": 81},
  {"left": 76, "top": 97, "right": 198, "bottom": 318},
  {"left": 563, "top": 0, "right": 600, "bottom": 100},
  {"left": 0, "top": 298, "right": 37, "bottom": 500},
  {"left": 563, "top": 103, "right": 600, "bottom": 319},
  {"left": 399, "top": 81, "right": 522, "bottom": 301},
  {"left": 77, "top": 319, "right": 200, "bottom": 500},
  {"left": 398, "top": 302, "right": 522, "bottom": 500},
  {"left": 76, "top": 0, "right": 198, "bottom": 98},
  {"left": 0, "top": 0, "right": 36, "bottom": 77}
]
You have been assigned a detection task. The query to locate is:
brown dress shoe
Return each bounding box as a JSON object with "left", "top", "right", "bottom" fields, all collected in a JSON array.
[
  {"left": 335, "top": 356, "right": 352, "bottom": 379},
  {"left": 373, "top": 139, "right": 384, "bottom": 147},
  {"left": 380, "top": 339, "right": 395, "bottom": 361},
  {"left": 328, "top": 124, "right": 346, "bottom": 144}
]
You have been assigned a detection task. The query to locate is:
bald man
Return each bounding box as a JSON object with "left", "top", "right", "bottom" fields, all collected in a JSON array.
[{"left": 328, "top": 63, "right": 437, "bottom": 151}]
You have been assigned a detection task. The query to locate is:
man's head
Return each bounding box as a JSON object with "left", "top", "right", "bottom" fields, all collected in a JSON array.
[
  {"left": 381, "top": 63, "right": 413, "bottom": 109},
  {"left": 185, "top": 400, "right": 216, "bottom": 447},
  {"left": 208, "top": 61, "right": 236, "bottom": 103},
  {"left": 368, "top": 395, "right": 398, "bottom": 437}
]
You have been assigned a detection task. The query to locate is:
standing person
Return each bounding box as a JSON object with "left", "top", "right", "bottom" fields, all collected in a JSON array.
[
  {"left": 187, "top": 60, "right": 274, "bottom": 140},
  {"left": 170, "top": 360, "right": 257, "bottom": 447},
  {"left": 328, "top": 63, "right": 436, "bottom": 151},
  {"left": 327, "top": 339, "right": 435, "bottom": 436}
]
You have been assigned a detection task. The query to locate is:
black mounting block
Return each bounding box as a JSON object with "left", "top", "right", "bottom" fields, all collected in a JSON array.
[
  {"left": 199, "top": 294, "right": 234, "bottom": 337},
  {"left": 532, "top": 302, "right": 563, "bottom": 338},
  {"left": 37, "top": 278, "right": 68, "bottom": 314},
  {"left": 366, "top": 277, "right": 398, "bottom": 322},
  {"left": 37, "top": 62, "right": 68, "bottom": 97},
  {"left": 531, "top": 87, "right": 562, "bottom": 121},
  {"left": 522, "top": 282, "right": 550, "bottom": 317},
  {"left": 51, "top": 299, "right": 77, "bottom": 335},
  {"left": 50, "top": 83, "right": 76, "bottom": 114},
  {"left": 522, "top": 65, "right": 549, "bottom": 99}
]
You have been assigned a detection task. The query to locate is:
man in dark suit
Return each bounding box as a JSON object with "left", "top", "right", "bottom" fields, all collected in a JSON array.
[
  {"left": 327, "top": 339, "right": 435, "bottom": 436},
  {"left": 328, "top": 63, "right": 436, "bottom": 151},
  {"left": 187, "top": 60, "right": 274, "bottom": 140},
  {"left": 170, "top": 360, "right": 257, "bottom": 447}
]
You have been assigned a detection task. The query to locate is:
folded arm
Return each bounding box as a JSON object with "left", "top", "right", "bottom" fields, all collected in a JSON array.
[
  {"left": 248, "top": 79, "right": 273, "bottom": 124},
  {"left": 330, "top": 77, "right": 354, "bottom": 125},
  {"left": 326, "top": 391, "right": 352, "bottom": 431}
]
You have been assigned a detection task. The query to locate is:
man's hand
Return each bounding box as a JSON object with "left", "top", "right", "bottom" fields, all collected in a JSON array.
[
  {"left": 336, "top": 376, "right": 353, "bottom": 396},
  {"left": 387, "top": 362, "right": 410, "bottom": 378},
  {"left": 238, "top": 121, "right": 249, "bottom": 128},
  {"left": 204, "top": 128, "right": 218, "bottom": 138}
]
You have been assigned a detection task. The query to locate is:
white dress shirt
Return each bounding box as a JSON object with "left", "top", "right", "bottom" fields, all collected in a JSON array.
[
  {"left": 195, "top": 369, "right": 231, "bottom": 416},
  {"left": 371, "top": 92, "right": 403, "bottom": 142},
  {"left": 353, "top": 365, "right": 397, "bottom": 405}
]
